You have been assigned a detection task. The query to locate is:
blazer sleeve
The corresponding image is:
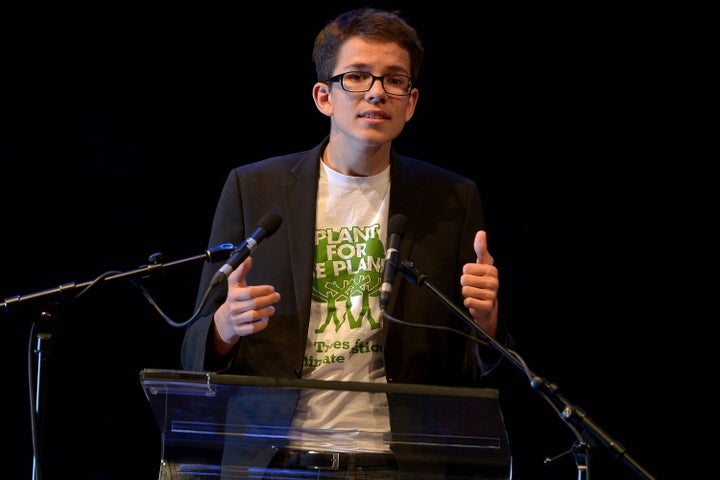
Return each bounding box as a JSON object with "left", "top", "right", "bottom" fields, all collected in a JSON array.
[{"left": 181, "top": 168, "right": 247, "bottom": 372}]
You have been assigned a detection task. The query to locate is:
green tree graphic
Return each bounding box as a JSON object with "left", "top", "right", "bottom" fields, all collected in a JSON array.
[{"left": 312, "top": 225, "right": 384, "bottom": 333}]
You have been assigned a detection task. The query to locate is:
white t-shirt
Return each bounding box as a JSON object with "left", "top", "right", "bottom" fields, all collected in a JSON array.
[{"left": 289, "top": 159, "right": 391, "bottom": 452}]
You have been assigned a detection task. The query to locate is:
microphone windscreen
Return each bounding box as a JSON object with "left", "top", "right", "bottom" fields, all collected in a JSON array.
[
  {"left": 388, "top": 214, "right": 408, "bottom": 236},
  {"left": 258, "top": 213, "right": 283, "bottom": 237}
]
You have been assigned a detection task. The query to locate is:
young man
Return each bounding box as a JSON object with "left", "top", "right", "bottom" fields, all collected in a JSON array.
[{"left": 181, "top": 7, "right": 510, "bottom": 477}]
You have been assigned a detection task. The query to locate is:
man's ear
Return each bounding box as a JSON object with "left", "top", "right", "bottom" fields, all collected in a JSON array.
[
  {"left": 404, "top": 88, "right": 419, "bottom": 122},
  {"left": 312, "top": 82, "right": 333, "bottom": 117}
]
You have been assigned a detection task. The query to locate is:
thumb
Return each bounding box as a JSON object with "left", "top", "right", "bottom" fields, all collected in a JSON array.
[
  {"left": 474, "top": 230, "right": 494, "bottom": 265},
  {"left": 228, "top": 256, "right": 252, "bottom": 288}
]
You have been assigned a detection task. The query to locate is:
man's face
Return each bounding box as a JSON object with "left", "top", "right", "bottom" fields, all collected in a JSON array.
[{"left": 325, "top": 36, "right": 418, "bottom": 148}]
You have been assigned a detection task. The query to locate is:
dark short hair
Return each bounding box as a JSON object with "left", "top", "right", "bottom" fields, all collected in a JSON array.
[{"left": 312, "top": 8, "right": 424, "bottom": 83}]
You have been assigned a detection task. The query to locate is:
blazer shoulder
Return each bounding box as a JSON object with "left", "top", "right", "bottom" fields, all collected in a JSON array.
[
  {"left": 229, "top": 141, "right": 326, "bottom": 179},
  {"left": 392, "top": 153, "right": 475, "bottom": 184}
]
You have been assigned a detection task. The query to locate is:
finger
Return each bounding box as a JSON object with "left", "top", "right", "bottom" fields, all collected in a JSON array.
[
  {"left": 474, "top": 230, "right": 494, "bottom": 265},
  {"left": 233, "top": 317, "right": 270, "bottom": 337},
  {"left": 230, "top": 303, "right": 277, "bottom": 326},
  {"left": 228, "top": 256, "right": 253, "bottom": 288}
]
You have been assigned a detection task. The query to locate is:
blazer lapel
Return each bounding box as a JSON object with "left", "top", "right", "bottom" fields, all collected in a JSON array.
[
  {"left": 387, "top": 155, "right": 424, "bottom": 313},
  {"left": 282, "top": 143, "right": 324, "bottom": 329}
]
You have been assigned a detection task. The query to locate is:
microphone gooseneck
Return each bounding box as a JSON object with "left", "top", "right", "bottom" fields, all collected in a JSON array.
[{"left": 379, "top": 214, "right": 408, "bottom": 310}]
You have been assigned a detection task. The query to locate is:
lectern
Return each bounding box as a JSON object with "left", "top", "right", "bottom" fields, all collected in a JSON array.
[{"left": 140, "top": 368, "right": 512, "bottom": 479}]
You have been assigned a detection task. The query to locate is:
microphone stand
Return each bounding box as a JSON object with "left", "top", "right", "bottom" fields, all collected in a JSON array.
[
  {"left": 3, "top": 243, "right": 236, "bottom": 480},
  {"left": 396, "top": 259, "right": 656, "bottom": 480}
]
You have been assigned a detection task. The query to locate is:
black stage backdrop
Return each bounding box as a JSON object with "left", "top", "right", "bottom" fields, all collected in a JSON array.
[{"left": 2, "top": 2, "right": 703, "bottom": 479}]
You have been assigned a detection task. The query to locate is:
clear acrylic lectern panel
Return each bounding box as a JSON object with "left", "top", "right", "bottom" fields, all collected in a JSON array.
[{"left": 140, "top": 369, "right": 512, "bottom": 479}]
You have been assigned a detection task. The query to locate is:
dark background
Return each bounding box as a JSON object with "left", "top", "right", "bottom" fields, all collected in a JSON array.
[{"left": 2, "top": 2, "right": 703, "bottom": 479}]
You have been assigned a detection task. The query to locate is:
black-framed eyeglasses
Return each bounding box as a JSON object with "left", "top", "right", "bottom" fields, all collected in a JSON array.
[{"left": 326, "top": 71, "right": 414, "bottom": 96}]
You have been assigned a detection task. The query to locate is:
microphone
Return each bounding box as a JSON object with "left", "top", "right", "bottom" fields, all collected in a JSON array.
[
  {"left": 210, "top": 213, "right": 283, "bottom": 286},
  {"left": 379, "top": 214, "right": 408, "bottom": 310}
]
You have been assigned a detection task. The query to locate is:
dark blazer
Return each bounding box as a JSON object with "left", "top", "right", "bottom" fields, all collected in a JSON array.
[{"left": 181, "top": 137, "right": 506, "bottom": 386}]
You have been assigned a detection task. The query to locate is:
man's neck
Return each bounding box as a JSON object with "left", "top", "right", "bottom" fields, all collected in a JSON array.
[{"left": 322, "top": 143, "right": 391, "bottom": 177}]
